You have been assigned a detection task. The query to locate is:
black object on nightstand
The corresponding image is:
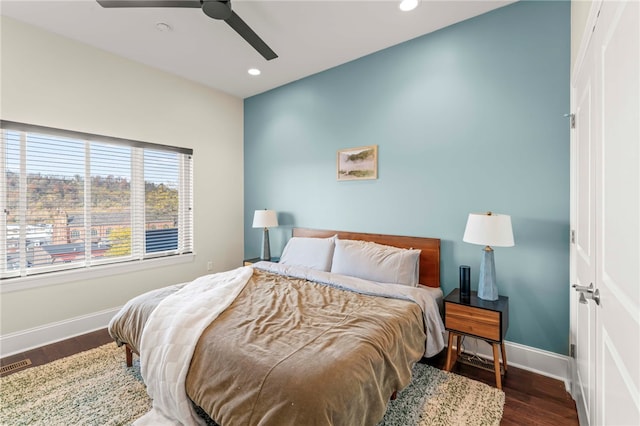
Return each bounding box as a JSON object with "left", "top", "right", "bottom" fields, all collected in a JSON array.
[
  {"left": 459, "top": 265, "right": 471, "bottom": 299},
  {"left": 443, "top": 288, "right": 509, "bottom": 389}
]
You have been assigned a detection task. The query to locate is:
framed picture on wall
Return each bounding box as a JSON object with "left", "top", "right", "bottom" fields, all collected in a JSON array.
[{"left": 337, "top": 145, "right": 378, "bottom": 181}]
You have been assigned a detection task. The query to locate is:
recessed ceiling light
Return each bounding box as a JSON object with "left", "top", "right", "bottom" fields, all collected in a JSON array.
[
  {"left": 248, "top": 68, "right": 261, "bottom": 76},
  {"left": 399, "top": 0, "right": 419, "bottom": 12},
  {"left": 155, "top": 22, "right": 173, "bottom": 32}
]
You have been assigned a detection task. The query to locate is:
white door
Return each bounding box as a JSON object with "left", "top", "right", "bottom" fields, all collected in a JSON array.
[
  {"left": 571, "top": 1, "right": 640, "bottom": 424},
  {"left": 595, "top": 1, "right": 639, "bottom": 424},
  {"left": 571, "top": 18, "right": 597, "bottom": 423}
]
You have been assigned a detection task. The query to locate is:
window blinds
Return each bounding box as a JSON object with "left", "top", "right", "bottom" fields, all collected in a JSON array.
[{"left": 0, "top": 120, "right": 193, "bottom": 281}]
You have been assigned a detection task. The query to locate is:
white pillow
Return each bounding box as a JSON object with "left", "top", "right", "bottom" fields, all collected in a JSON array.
[
  {"left": 330, "top": 239, "right": 421, "bottom": 286},
  {"left": 279, "top": 235, "right": 337, "bottom": 271}
]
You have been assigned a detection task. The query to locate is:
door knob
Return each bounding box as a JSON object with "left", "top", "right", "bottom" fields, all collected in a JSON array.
[{"left": 572, "top": 283, "right": 600, "bottom": 306}]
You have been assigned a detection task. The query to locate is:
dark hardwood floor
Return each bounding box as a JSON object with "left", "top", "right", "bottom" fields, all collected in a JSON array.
[{"left": 1, "top": 329, "right": 579, "bottom": 425}]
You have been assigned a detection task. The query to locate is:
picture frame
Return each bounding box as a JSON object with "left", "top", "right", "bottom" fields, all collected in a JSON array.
[{"left": 336, "top": 145, "right": 378, "bottom": 181}]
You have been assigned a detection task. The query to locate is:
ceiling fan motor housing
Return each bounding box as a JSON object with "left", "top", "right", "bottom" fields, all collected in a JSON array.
[{"left": 202, "top": 0, "right": 232, "bottom": 20}]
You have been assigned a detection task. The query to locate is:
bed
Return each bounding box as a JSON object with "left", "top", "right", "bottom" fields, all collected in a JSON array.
[{"left": 108, "top": 228, "right": 446, "bottom": 426}]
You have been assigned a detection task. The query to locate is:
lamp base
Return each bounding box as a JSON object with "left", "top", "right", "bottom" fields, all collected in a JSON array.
[
  {"left": 478, "top": 247, "right": 498, "bottom": 301},
  {"left": 260, "top": 228, "right": 271, "bottom": 261}
]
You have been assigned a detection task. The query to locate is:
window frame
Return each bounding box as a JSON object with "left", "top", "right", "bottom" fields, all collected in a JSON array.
[{"left": 0, "top": 120, "right": 194, "bottom": 291}]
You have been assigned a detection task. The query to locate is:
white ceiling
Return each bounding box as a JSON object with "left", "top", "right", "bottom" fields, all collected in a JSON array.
[{"left": 1, "top": 0, "right": 514, "bottom": 99}]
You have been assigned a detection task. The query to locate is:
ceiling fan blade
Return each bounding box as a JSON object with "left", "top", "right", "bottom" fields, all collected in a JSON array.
[
  {"left": 97, "top": 0, "right": 201, "bottom": 8},
  {"left": 225, "top": 11, "right": 277, "bottom": 61}
]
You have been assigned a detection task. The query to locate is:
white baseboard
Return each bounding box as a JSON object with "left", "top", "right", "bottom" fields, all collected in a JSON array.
[
  {"left": 450, "top": 335, "right": 571, "bottom": 390},
  {"left": 0, "top": 307, "right": 121, "bottom": 358}
]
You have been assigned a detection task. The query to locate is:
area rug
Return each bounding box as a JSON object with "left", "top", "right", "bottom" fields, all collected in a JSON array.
[{"left": 0, "top": 343, "right": 504, "bottom": 426}]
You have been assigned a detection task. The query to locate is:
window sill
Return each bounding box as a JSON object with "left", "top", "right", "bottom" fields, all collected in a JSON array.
[{"left": 0, "top": 253, "right": 195, "bottom": 293}]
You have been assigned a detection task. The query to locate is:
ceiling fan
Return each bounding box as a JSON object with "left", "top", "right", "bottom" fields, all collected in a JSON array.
[{"left": 96, "top": 0, "right": 278, "bottom": 60}]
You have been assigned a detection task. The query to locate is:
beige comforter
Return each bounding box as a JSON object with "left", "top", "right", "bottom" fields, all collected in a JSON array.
[{"left": 109, "top": 266, "right": 437, "bottom": 426}]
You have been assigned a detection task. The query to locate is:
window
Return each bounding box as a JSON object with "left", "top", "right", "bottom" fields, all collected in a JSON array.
[{"left": 1, "top": 121, "right": 193, "bottom": 282}]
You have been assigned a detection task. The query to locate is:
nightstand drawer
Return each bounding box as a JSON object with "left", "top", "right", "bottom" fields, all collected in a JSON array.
[{"left": 445, "top": 303, "right": 501, "bottom": 341}]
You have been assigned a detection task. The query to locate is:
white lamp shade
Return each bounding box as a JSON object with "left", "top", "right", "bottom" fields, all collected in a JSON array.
[
  {"left": 463, "top": 212, "right": 514, "bottom": 247},
  {"left": 252, "top": 210, "right": 278, "bottom": 228}
]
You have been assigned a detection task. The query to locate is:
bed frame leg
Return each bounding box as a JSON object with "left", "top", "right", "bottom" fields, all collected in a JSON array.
[
  {"left": 125, "top": 344, "right": 133, "bottom": 367},
  {"left": 390, "top": 391, "right": 398, "bottom": 400}
]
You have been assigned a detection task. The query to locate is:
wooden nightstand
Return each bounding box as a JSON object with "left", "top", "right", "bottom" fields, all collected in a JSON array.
[
  {"left": 243, "top": 257, "right": 279, "bottom": 266},
  {"left": 443, "top": 288, "right": 509, "bottom": 389}
]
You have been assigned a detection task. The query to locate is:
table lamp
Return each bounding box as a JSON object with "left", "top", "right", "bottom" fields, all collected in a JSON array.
[
  {"left": 252, "top": 209, "right": 278, "bottom": 261},
  {"left": 463, "top": 212, "right": 514, "bottom": 301}
]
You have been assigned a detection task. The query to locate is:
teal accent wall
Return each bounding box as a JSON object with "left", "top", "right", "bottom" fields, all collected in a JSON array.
[{"left": 244, "top": 1, "right": 570, "bottom": 355}]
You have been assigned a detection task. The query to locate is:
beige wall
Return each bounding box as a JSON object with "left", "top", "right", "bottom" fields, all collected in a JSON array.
[
  {"left": 0, "top": 17, "right": 244, "bottom": 334},
  {"left": 571, "top": 0, "right": 593, "bottom": 72}
]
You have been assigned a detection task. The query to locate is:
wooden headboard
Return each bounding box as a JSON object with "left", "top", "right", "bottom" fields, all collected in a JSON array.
[{"left": 292, "top": 228, "right": 441, "bottom": 288}]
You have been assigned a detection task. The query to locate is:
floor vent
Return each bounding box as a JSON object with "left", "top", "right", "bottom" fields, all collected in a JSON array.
[{"left": 0, "top": 358, "right": 32, "bottom": 375}]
